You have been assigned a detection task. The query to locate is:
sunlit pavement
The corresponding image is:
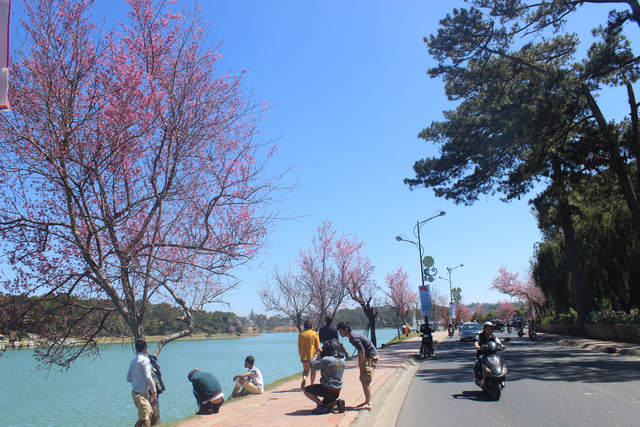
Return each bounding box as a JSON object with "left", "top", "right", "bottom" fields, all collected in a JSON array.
[
  {"left": 176, "top": 330, "right": 640, "bottom": 426},
  {"left": 175, "top": 332, "right": 444, "bottom": 427}
]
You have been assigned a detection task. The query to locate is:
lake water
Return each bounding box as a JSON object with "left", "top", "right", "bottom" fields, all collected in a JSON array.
[{"left": 0, "top": 328, "right": 400, "bottom": 426}]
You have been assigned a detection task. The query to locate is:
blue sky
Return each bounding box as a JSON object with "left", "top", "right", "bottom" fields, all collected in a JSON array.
[
  {"left": 200, "top": 0, "right": 635, "bottom": 316},
  {"left": 10, "top": 1, "right": 636, "bottom": 317}
]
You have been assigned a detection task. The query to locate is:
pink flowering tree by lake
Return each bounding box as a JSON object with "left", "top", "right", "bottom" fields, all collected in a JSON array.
[
  {"left": 0, "top": 0, "right": 281, "bottom": 369},
  {"left": 259, "top": 221, "right": 379, "bottom": 344},
  {"left": 384, "top": 267, "right": 417, "bottom": 335},
  {"left": 258, "top": 265, "right": 312, "bottom": 332}
]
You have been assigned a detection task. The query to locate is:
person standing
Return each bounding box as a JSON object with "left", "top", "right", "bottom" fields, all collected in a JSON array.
[
  {"left": 318, "top": 316, "right": 340, "bottom": 344},
  {"left": 337, "top": 321, "right": 378, "bottom": 410},
  {"left": 126, "top": 340, "right": 157, "bottom": 427},
  {"left": 298, "top": 320, "right": 321, "bottom": 389},
  {"left": 231, "top": 355, "right": 264, "bottom": 397},
  {"left": 188, "top": 369, "right": 224, "bottom": 415}
]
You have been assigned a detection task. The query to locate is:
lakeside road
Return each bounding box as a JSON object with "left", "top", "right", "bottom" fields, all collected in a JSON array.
[{"left": 175, "top": 332, "right": 446, "bottom": 427}]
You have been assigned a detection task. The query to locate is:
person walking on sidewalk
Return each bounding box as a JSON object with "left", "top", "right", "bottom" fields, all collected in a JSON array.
[
  {"left": 298, "top": 320, "right": 321, "bottom": 389},
  {"left": 337, "top": 321, "right": 378, "bottom": 410},
  {"left": 304, "top": 338, "right": 347, "bottom": 415}
]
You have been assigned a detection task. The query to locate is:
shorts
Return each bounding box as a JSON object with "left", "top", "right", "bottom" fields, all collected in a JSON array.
[
  {"left": 304, "top": 383, "right": 340, "bottom": 405},
  {"left": 132, "top": 392, "right": 153, "bottom": 421},
  {"left": 241, "top": 380, "right": 263, "bottom": 394},
  {"left": 360, "top": 355, "right": 379, "bottom": 385}
]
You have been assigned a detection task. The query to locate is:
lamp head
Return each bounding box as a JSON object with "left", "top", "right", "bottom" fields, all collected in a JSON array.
[{"left": 395, "top": 236, "right": 402, "bottom": 241}]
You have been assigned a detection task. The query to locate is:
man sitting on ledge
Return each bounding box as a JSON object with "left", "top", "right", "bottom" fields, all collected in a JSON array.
[{"left": 231, "top": 355, "right": 264, "bottom": 397}]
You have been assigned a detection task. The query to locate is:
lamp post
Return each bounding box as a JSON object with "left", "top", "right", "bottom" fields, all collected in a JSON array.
[
  {"left": 446, "top": 264, "right": 464, "bottom": 305},
  {"left": 395, "top": 211, "right": 446, "bottom": 288},
  {"left": 446, "top": 264, "right": 463, "bottom": 323}
]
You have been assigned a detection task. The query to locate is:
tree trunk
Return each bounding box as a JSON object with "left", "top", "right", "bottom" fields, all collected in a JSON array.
[
  {"left": 150, "top": 399, "right": 161, "bottom": 426},
  {"left": 558, "top": 192, "right": 589, "bottom": 327}
]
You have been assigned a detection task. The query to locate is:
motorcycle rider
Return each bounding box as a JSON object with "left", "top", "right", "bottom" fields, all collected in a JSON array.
[
  {"left": 420, "top": 318, "right": 434, "bottom": 358},
  {"left": 447, "top": 321, "right": 454, "bottom": 336},
  {"left": 474, "top": 322, "right": 505, "bottom": 382}
]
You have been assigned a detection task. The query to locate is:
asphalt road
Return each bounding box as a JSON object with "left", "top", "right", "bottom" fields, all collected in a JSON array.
[{"left": 395, "top": 331, "right": 640, "bottom": 426}]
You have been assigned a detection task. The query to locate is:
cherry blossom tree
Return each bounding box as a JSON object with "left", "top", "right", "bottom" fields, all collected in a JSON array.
[
  {"left": 0, "top": 0, "right": 281, "bottom": 369},
  {"left": 259, "top": 221, "right": 378, "bottom": 343},
  {"left": 337, "top": 234, "right": 379, "bottom": 346},
  {"left": 497, "top": 300, "right": 516, "bottom": 322},
  {"left": 490, "top": 266, "right": 547, "bottom": 317},
  {"left": 299, "top": 221, "right": 348, "bottom": 325},
  {"left": 384, "top": 267, "right": 416, "bottom": 336},
  {"left": 258, "top": 265, "right": 312, "bottom": 332},
  {"left": 456, "top": 303, "right": 471, "bottom": 323}
]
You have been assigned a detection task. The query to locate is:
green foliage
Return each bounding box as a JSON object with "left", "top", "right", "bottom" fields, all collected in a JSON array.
[
  {"left": 541, "top": 309, "right": 640, "bottom": 324},
  {"left": 540, "top": 311, "right": 578, "bottom": 324},
  {"left": 410, "top": 0, "right": 640, "bottom": 322},
  {"left": 588, "top": 310, "right": 640, "bottom": 325},
  {"left": 533, "top": 171, "right": 640, "bottom": 314},
  {"left": 333, "top": 305, "right": 398, "bottom": 330}
]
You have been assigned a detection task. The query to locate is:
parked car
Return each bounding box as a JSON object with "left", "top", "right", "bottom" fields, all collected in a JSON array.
[
  {"left": 459, "top": 322, "right": 483, "bottom": 342},
  {"left": 489, "top": 319, "right": 505, "bottom": 331}
]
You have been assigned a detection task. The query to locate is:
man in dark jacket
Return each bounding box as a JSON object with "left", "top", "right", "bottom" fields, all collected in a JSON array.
[
  {"left": 319, "top": 316, "right": 340, "bottom": 343},
  {"left": 188, "top": 369, "right": 224, "bottom": 415}
]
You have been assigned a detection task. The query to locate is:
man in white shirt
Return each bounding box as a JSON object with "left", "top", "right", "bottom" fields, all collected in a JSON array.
[
  {"left": 231, "top": 355, "right": 264, "bottom": 397},
  {"left": 126, "top": 340, "right": 157, "bottom": 427}
]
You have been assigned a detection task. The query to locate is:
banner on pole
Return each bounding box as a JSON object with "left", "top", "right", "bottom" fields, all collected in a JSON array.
[
  {"left": 419, "top": 285, "right": 433, "bottom": 319},
  {"left": 449, "top": 302, "right": 455, "bottom": 320},
  {"left": 0, "top": 0, "right": 11, "bottom": 111}
]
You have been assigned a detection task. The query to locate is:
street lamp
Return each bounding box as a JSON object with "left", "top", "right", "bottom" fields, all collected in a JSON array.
[
  {"left": 446, "top": 264, "right": 464, "bottom": 305},
  {"left": 395, "top": 210, "right": 446, "bottom": 288},
  {"left": 446, "top": 264, "right": 463, "bottom": 324}
]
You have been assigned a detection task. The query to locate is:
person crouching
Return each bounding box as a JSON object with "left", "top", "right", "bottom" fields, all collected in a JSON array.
[
  {"left": 304, "top": 338, "right": 347, "bottom": 415},
  {"left": 188, "top": 369, "right": 224, "bottom": 415}
]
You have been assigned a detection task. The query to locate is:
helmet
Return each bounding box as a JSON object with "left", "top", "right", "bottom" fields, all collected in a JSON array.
[{"left": 483, "top": 321, "right": 494, "bottom": 329}]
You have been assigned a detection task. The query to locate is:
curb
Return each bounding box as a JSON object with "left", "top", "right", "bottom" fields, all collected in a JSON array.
[
  {"left": 349, "top": 333, "right": 445, "bottom": 427},
  {"left": 556, "top": 337, "right": 640, "bottom": 358},
  {"left": 349, "top": 356, "right": 421, "bottom": 427}
]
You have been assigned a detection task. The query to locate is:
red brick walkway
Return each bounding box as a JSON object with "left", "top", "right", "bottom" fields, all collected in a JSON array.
[{"left": 176, "top": 332, "right": 445, "bottom": 427}]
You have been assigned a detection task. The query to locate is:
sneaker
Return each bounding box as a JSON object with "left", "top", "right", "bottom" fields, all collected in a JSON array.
[
  {"left": 337, "top": 399, "right": 346, "bottom": 413},
  {"left": 312, "top": 404, "right": 329, "bottom": 415}
]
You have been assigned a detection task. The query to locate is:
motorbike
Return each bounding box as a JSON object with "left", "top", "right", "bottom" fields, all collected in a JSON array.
[
  {"left": 473, "top": 338, "right": 510, "bottom": 400},
  {"left": 420, "top": 333, "right": 435, "bottom": 358},
  {"left": 448, "top": 326, "right": 454, "bottom": 337},
  {"left": 517, "top": 325, "right": 524, "bottom": 337},
  {"left": 529, "top": 326, "right": 537, "bottom": 341}
]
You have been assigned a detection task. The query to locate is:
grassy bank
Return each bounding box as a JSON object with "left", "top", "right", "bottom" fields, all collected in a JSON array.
[{"left": 96, "top": 332, "right": 262, "bottom": 345}]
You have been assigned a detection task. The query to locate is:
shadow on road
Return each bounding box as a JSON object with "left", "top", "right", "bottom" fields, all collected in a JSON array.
[{"left": 451, "top": 390, "right": 495, "bottom": 402}]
